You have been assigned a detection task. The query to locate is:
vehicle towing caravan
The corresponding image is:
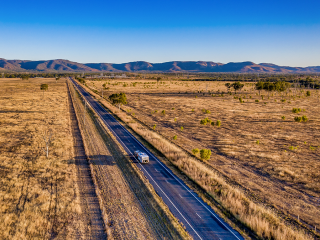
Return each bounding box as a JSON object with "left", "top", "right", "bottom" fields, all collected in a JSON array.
[{"left": 134, "top": 150, "right": 149, "bottom": 163}]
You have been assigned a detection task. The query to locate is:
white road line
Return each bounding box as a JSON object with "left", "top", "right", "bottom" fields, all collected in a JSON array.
[
  {"left": 179, "top": 194, "right": 183, "bottom": 198},
  {"left": 71, "top": 79, "right": 203, "bottom": 240},
  {"left": 92, "top": 103, "right": 242, "bottom": 240},
  {"left": 196, "top": 213, "right": 202, "bottom": 219}
]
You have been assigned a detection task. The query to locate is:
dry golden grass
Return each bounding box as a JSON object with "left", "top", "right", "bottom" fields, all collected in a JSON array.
[
  {"left": 84, "top": 78, "right": 319, "bottom": 239},
  {"left": 0, "top": 78, "right": 83, "bottom": 239}
]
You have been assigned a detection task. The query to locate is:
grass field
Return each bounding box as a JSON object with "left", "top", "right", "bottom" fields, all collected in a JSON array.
[
  {"left": 0, "top": 78, "right": 83, "bottom": 239},
  {"left": 85, "top": 78, "right": 320, "bottom": 239}
]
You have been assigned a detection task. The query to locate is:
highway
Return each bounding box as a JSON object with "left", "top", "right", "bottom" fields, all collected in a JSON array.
[{"left": 70, "top": 78, "right": 244, "bottom": 240}]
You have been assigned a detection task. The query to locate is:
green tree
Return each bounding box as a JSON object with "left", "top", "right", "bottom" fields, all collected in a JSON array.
[
  {"left": 108, "top": 92, "right": 127, "bottom": 111},
  {"left": 192, "top": 148, "right": 199, "bottom": 155},
  {"left": 157, "top": 77, "right": 162, "bottom": 85},
  {"left": 232, "top": 81, "right": 244, "bottom": 94},
  {"left": 40, "top": 84, "right": 48, "bottom": 97},
  {"left": 255, "top": 81, "right": 264, "bottom": 95},
  {"left": 200, "top": 149, "right": 211, "bottom": 160},
  {"left": 225, "top": 83, "right": 232, "bottom": 92}
]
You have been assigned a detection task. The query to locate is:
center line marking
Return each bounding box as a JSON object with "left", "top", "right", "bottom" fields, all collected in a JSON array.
[
  {"left": 179, "top": 194, "right": 183, "bottom": 198},
  {"left": 196, "top": 213, "right": 202, "bottom": 219}
]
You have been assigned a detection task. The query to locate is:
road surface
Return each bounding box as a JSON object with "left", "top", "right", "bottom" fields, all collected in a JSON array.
[{"left": 70, "top": 78, "right": 244, "bottom": 240}]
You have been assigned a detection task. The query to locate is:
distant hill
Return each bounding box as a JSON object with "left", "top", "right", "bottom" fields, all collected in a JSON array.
[{"left": 0, "top": 58, "right": 319, "bottom": 73}]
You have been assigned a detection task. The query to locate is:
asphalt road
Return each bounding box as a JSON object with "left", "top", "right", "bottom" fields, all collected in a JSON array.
[{"left": 70, "top": 78, "right": 244, "bottom": 240}]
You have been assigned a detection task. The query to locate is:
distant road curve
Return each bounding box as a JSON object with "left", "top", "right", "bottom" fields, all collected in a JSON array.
[{"left": 70, "top": 78, "right": 244, "bottom": 240}]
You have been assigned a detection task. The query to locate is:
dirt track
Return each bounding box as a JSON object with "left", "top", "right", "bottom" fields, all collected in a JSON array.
[{"left": 68, "top": 85, "right": 107, "bottom": 239}]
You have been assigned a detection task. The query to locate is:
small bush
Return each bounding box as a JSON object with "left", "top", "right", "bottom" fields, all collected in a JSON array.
[
  {"left": 306, "top": 91, "right": 311, "bottom": 97},
  {"left": 281, "top": 99, "right": 286, "bottom": 102},
  {"left": 294, "top": 116, "right": 302, "bottom": 122},
  {"left": 192, "top": 148, "right": 199, "bottom": 155},
  {"left": 211, "top": 121, "right": 215, "bottom": 126},
  {"left": 200, "top": 119, "right": 207, "bottom": 125},
  {"left": 174, "top": 118, "right": 177, "bottom": 122},
  {"left": 153, "top": 124, "right": 156, "bottom": 130},
  {"left": 292, "top": 108, "right": 301, "bottom": 113},
  {"left": 289, "top": 146, "right": 298, "bottom": 151},
  {"left": 281, "top": 116, "right": 285, "bottom": 120},
  {"left": 180, "top": 126, "right": 184, "bottom": 131},
  {"left": 200, "top": 149, "right": 211, "bottom": 160},
  {"left": 192, "top": 109, "right": 194, "bottom": 112},
  {"left": 255, "top": 99, "right": 259, "bottom": 103},
  {"left": 172, "top": 108, "right": 175, "bottom": 110},
  {"left": 202, "top": 109, "right": 206, "bottom": 113},
  {"left": 216, "top": 120, "right": 221, "bottom": 127},
  {"left": 205, "top": 110, "right": 211, "bottom": 114},
  {"left": 173, "top": 135, "right": 177, "bottom": 140},
  {"left": 239, "top": 97, "right": 243, "bottom": 103},
  {"left": 256, "top": 140, "right": 260, "bottom": 145},
  {"left": 161, "top": 110, "right": 166, "bottom": 115},
  {"left": 302, "top": 115, "right": 308, "bottom": 122}
]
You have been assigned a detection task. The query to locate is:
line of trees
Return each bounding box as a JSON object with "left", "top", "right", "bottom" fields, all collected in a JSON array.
[{"left": 255, "top": 81, "right": 290, "bottom": 95}]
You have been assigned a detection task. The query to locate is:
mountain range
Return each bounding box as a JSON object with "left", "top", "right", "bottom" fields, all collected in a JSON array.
[{"left": 1, "top": 58, "right": 320, "bottom": 73}]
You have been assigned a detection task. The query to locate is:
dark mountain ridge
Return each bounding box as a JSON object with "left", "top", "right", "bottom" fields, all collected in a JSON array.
[{"left": 0, "top": 58, "right": 319, "bottom": 73}]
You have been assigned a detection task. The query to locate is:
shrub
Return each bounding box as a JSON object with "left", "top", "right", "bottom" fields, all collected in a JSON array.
[
  {"left": 292, "top": 108, "right": 301, "bottom": 113},
  {"left": 255, "top": 99, "right": 259, "bottom": 102},
  {"left": 161, "top": 110, "right": 166, "bottom": 115},
  {"left": 200, "top": 119, "right": 207, "bottom": 125},
  {"left": 174, "top": 118, "right": 177, "bottom": 122},
  {"left": 261, "top": 95, "right": 264, "bottom": 100},
  {"left": 216, "top": 120, "right": 221, "bottom": 127},
  {"left": 289, "top": 146, "right": 298, "bottom": 151},
  {"left": 180, "top": 126, "right": 184, "bottom": 131},
  {"left": 192, "top": 148, "right": 199, "bottom": 155},
  {"left": 173, "top": 135, "right": 177, "bottom": 140},
  {"left": 192, "top": 109, "right": 194, "bottom": 112},
  {"left": 205, "top": 110, "right": 211, "bottom": 114},
  {"left": 200, "top": 149, "right": 211, "bottom": 160},
  {"left": 195, "top": 96, "right": 198, "bottom": 98},
  {"left": 294, "top": 116, "right": 302, "bottom": 122},
  {"left": 153, "top": 124, "right": 156, "bottom": 130},
  {"left": 281, "top": 99, "right": 286, "bottom": 102},
  {"left": 155, "top": 110, "right": 158, "bottom": 113},
  {"left": 281, "top": 116, "right": 286, "bottom": 120},
  {"left": 239, "top": 97, "right": 243, "bottom": 103},
  {"left": 211, "top": 121, "right": 215, "bottom": 126},
  {"left": 306, "top": 91, "right": 311, "bottom": 97},
  {"left": 256, "top": 140, "right": 260, "bottom": 144},
  {"left": 207, "top": 119, "right": 212, "bottom": 124},
  {"left": 202, "top": 109, "right": 206, "bottom": 113},
  {"left": 302, "top": 115, "right": 308, "bottom": 122}
]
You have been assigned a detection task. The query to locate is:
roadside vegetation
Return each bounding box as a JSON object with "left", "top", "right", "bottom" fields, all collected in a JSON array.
[{"left": 79, "top": 75, "right": 320, "bottom": 240}]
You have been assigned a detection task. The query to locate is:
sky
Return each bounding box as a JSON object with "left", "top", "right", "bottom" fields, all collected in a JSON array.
[{"left": 0, "top": 0, "right": 320, "bottom": 67}]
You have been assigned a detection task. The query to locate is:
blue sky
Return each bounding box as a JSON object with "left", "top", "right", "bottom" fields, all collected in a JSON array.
[{"left": 1, "top": 0, "right": 320, "bottom": 67}]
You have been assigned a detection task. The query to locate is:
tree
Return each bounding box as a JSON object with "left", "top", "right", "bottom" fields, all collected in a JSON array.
[
  {"left": 40, "top": 84, "right": 48, "bottom": 97},
  {"left": 200, "top": 149, "right": 211, "bottom": 160},
  {"left": 108, "top": 92, "right": 127, "bottom": 111},
  {"left": 225, "top": 83, "right": 232, "bottom": 92},
  {"left": 232, "top": 81, "right": 244, "bottom": 94},
  {"left": 192, "top": 148, "right": 199, "bottom": 155},
  {"left": 157, "top": 77, "right": 162, "bottom": 85},
  {"left": 255, "top": 81, "right": 264, "bottom": 95}
]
